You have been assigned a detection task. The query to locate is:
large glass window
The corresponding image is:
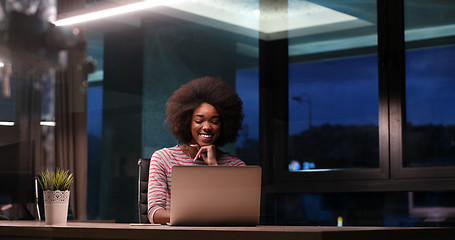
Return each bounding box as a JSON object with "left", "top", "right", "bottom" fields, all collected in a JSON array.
[
  {"left": 288, "top": 1, "right": 378, "bottom": 172},
  {"left": 404, "top": 0, "right": 455, "bottom": 168}
]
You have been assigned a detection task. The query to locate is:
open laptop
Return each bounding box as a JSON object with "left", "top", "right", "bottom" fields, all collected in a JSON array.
[{"left": 169, "top": 165, "right": 262, "bottom": 226}]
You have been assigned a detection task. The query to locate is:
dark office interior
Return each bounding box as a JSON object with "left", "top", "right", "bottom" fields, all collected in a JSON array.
[{"left": 0, "top": 0, "right": 455, "bottom": 230}]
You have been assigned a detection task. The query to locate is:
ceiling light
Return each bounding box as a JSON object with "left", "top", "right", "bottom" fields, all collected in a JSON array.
[
  {"left": 0, "top": 121, "right": 57, "bottom": 126},
  {"left": 40, "top": 121, "right": 56, "bottom": 127},
  {"left": 0, "top": 121, "right": 14, "bottom": 126},
  {"left": 53, "top": 0, "right": 183, "bottom": 26}
]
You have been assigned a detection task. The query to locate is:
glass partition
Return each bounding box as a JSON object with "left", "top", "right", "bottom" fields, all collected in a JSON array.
[
  {"left": 0, "top": 1, "right": 62, "bottom": 219},
  {"left": 84, "top": 1, "right": 259, "bottom": 221}
]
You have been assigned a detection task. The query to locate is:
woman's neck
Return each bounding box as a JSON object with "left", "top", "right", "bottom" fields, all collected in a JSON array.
[{"left": 180, "top": 144, "right": 196, "bottom": 159}]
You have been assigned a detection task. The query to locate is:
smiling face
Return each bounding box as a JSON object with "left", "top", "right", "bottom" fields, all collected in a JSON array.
[{"left": 191, "top": 103, "right": 221, "bottom": 146}]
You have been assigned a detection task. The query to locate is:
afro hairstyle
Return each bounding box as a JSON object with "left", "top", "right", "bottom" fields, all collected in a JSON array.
[{"left": 165, "top": 76, "right": 244, "bottom": 146}]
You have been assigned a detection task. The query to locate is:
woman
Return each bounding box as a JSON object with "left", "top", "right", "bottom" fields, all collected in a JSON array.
[{"left": 147, "top": 76, "right": 246, "bottom": 224}]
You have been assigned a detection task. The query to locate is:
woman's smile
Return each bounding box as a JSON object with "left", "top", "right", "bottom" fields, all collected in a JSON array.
[
  {"left": 191, "top": 103, "right": 221, "bottom": 146},
  {"left": 199, "top": 133, "right": 215, "bottom": 144}
]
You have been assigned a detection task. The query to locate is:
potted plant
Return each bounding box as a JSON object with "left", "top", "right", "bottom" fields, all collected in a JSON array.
[{"left": 37, "top": 168, "right": 73, "bottom": 225}]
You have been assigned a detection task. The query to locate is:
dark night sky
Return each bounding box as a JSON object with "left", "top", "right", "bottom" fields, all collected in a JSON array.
[{"left": 236, "top": 44, "right": 455, "bottom": 140}]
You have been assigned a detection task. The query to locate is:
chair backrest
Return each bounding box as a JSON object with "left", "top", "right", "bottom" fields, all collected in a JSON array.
[{"left": 137, "top": 158, "right": 150, "bottom": 223}]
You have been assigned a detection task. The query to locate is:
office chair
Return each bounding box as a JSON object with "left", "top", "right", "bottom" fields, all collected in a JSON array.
[{"left": 137, "top": 158, "right": 150, "bottom": 223}]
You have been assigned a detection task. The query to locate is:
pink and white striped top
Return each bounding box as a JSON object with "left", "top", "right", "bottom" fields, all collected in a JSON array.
[{"left": 147, "top": 145, "right": 245, "bottom": 224}]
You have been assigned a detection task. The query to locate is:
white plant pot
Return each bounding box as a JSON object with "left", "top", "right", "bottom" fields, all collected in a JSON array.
[{"left": 43, "top": 190, "right": 70, "bottom": 225}]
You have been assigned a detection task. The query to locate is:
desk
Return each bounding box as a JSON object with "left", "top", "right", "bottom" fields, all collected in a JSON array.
[{"left": 1, "top": 221, "right": 454, "bottom": 240}]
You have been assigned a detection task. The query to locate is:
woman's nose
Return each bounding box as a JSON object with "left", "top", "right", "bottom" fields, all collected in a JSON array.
[{"left": 202, "top": 122, "right": 211, "bottom": 130}]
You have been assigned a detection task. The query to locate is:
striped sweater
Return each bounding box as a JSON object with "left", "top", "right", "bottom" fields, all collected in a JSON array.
[{"left": 147, "top": 145, "right": 245, "bottom": 224}]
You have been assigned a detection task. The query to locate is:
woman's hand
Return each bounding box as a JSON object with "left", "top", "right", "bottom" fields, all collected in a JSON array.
[
  {"left": 191, "top": 144, "right": 218, "bottom": 166},
  {"left": 153, "top": 209, "right": 170, "bottom": 224}
]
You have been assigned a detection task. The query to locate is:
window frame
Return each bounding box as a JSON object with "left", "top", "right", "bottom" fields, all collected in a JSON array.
[{"left": 260, "top": 0, "right": 455, "bottom": 194}]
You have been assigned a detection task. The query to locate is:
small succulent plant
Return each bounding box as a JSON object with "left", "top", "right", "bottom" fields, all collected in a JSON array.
[{"left": 38, "top": 168, "right": 74, "bottom": 191}]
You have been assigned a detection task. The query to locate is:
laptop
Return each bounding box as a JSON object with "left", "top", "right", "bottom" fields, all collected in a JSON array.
[{"left": 169, "top": 165, "right": 262, "bottom": 226}]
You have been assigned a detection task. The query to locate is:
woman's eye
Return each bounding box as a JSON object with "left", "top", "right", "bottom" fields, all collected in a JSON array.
[{"left": 195, "top": 120, "right": 203, "bottom": 124}]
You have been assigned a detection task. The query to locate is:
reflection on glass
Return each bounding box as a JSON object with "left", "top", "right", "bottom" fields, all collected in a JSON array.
[
  {"left": 277, "top": 191, "right": 455, "bottom": 227},
  {"left": 404, "top": 0, "right": 455, "bottom": 168},
  {"left": 288, "top": 1, "right": 378, "bottom": 171},
  {"left": 409, "top": 191, "right": 455, "bottom": 223},
  {"left": 0, "top": 63, "right": 15, "bottom": 124}
]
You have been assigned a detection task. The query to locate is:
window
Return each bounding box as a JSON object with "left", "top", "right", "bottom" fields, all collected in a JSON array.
[
  {"left": 285, "top": 1, "right": 383, "bottom": 179},
  {"left": 405, "top": 46, "right": 455, "bottom": 168},
  {"left": 289, "top": 55, "right": 379, "bottom": 171},
  {"left": 404, "top": 0, "right": 455, "bottom": 169},
  {"left": 273, "top": 0, "right": 455, "bottom": 226}
]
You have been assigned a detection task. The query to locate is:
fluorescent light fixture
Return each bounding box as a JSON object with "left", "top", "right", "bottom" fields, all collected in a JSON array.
[
  {"left": 0, "top": 121, "right": 14, "bottom": 126},
  {"left": 40, "top": 121, "right": 56, "bottom": 127},
  {"left": 0, "top": 62, "right": 4, "bottom": 67},
  {"left": 53, "top": 0, "right": 183, "bottom": 26},
  {"left": 0, "top": 121, "right": 56, "bottom": 126}
]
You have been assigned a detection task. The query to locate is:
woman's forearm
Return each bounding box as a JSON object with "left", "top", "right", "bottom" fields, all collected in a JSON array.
[{"left": 153, "top": 209, "right": 170, "bottom": 224}]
